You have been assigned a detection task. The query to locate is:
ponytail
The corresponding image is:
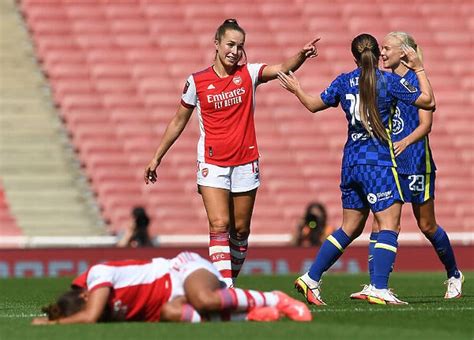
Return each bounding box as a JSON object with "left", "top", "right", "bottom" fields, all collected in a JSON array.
[
  {"left": 351, "top": 34, "right": 388, "bottom": 142},
  {"left": 359, "top": 49, "right": 388, "bottom": 141}
]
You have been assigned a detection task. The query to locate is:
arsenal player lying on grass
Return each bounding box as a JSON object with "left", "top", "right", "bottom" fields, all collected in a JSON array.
[{"left": 32, "top": 252, "right": 311, "bottom": 325}]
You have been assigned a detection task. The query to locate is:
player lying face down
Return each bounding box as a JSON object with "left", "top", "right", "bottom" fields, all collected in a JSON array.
[{"left": 32, "top": 252, "right": 311, "bottom": 324}]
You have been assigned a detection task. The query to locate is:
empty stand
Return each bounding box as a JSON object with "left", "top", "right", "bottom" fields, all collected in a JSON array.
[
  {"left": 16, "top": 0, "right": 474, "bottom": 241},
  {"left": 1, "top": 0, "right": 105, "bottom": 238},
  {"left": 0, "top": 184, "right": 21, "bottom": 236}
]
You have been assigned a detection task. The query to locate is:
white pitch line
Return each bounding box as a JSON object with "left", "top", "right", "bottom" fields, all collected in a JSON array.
[
  {"left": 1, "top": 306, "right": 472, "bottom": 318},
  {"left": 311, "top": 306, "right": 474, "bottom": 313},
  {"left": 0, "top": 313, "right": 45, "bottom": 318}
]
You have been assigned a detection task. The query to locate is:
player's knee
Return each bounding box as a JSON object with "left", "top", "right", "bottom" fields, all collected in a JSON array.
[
  {"left": 190, "top": 290, "right": 220, "bottom": 312},
  {"left": 419, "top": 220, "right": 437, "bottom": 238},
  {"left": 231, "top": 228, "right": 250, "bottom": 240},
  {"left": 209, "top": 218, "right": 230, "bottom": 233}
]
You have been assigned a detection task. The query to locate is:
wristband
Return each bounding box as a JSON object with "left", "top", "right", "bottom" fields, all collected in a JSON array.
[{"left": 415, "top": 68, "right": 425, "bottom": 73}]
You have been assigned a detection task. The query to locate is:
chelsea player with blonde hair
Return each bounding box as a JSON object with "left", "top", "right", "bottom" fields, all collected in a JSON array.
[
  {"left": 278, "top": 33, "right": 435, "bottom": 305},
  {"left": 350, "top": 32, "right": 463, "bottom": 302}
]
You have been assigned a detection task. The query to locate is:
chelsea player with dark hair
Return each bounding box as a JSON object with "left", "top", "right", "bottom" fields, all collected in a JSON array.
[
  {"left": 278, "top": 33, "right": 435, "bottom": 305},
  {"left": 350, "top": 32, "right": 463, "bottom": 302}
]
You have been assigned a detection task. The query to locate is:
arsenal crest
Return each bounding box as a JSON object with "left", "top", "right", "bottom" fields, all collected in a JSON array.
[
  {"left": 233, "top": 76, "right": 242, "bottom": 85},
  {"left": 201, "top": 168, "right": 209, "bottom": 177}
]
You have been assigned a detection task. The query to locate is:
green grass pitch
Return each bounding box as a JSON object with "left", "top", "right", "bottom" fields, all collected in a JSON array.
[{"left": 0, "top": 272, "right": 472, "bottom": 340}]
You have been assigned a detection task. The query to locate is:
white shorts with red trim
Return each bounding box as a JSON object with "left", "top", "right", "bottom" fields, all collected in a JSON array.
[
  {"left": 197, "top": 160, "right": 260, "bottom": 193},
  {"left": 168, "top": 252, "right": 225, "bottom": 300}
]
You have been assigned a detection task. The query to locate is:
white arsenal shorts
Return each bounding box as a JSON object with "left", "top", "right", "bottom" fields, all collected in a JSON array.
[
  {"left": 168, "top": 252, "right": 225, "bottom": 300},
  {"left": 197, "top": 160, "right": 260, "bottom": 193}
]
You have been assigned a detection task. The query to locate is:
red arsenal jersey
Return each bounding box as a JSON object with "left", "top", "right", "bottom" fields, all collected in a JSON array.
[
  {"left": 181, "top": 63, "right": 266, "bottom": 166},
  {"left": 72, "top": 258, "right": 172, "bottom": 322}
]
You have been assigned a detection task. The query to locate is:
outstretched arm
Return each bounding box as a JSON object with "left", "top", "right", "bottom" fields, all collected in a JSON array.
[
  {"left": 401, "top": 45, "right": 435, "bottom": 110},
  {"left": 144, "top": 104, "right": 194, "bottom": 184},
  {"left": 278, "top": 71, "right": 329, "bottom": 113},
  {"left": 261, "top": 38, "right": 320, "bottom": 82},
  {"left": 393, "top": 109, "right": 433, "bottom": 157}
]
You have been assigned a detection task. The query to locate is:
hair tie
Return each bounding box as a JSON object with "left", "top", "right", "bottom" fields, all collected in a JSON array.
[{"left": 224, "top": 18, "right": 238, "bottom": 25}]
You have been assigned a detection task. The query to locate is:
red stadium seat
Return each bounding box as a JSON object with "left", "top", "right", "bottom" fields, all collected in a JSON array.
[
  {"left": 71, "top": 20, "right": 110, "bottom": 34},
  {"left": 143, "top": 3, "right": 184, "bottom": 20},
  {"left": 20, "top": 0, "right": 473, "bottom": 238},
  {"left": 109, "top": 19, "right": 149, "bottom": 34},
  {"left": 86, "top": 48, "right": 127, "bottom": 63},
  {"left": 103, "top": 3, "right": 143, "bottom": 19},
  {"left": 64, "top": 4, "right": 106, "bottom": 20}
]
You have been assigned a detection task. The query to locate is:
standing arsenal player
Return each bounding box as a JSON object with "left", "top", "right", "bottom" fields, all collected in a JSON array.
[{"left": 145, "top": 19, "right": 318, "bottom": 287}]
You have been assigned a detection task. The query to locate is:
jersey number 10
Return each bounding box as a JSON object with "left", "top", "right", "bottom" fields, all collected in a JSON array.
[{"left": 346, "top": 94, "right": 361, "bottom": 126}]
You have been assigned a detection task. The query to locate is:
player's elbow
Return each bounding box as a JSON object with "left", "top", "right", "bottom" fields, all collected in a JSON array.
[
  {"left": 416, "top": 96, "right": 436, "bottom": 111},
  {"left": 423, "top": 95, "right": 436, "bottom": 110},
  {"left": 305, "top": 102, "right": 320, "bottom": 113},
  {"left": 426, "top": 99, "right": 436, "bottom": 111}
]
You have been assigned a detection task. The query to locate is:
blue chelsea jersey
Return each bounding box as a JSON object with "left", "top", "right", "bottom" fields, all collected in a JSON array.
[
  {"left": 320, "top": 68, "right": 421, "bottom": 168},
  {"left": 390, "top": 69, "right": 437, "bottom": 174}
]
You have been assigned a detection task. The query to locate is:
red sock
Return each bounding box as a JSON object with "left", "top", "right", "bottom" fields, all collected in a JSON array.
[
  {"left": 218, "top": 288, "right": 278, "bottom": 311},
  {"left": 209, "top": 231, "right": 233, "bottom": 287}
]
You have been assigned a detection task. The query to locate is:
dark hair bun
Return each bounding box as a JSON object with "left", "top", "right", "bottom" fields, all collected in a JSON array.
[{"left": 224, "top": 18, "right": 238, "bottom": 25}]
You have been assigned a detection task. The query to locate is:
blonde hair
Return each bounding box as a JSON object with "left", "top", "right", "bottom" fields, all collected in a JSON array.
[{"left": 387, "top": 31, "right": 423, "bottom": 62}]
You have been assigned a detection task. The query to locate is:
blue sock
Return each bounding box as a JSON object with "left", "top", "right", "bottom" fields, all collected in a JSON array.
[
  {"left": 373, "top": 230, "right": 398, "bottom": 289},
  {"left": 308, "top": 228, "right": 351, "bottom": 281},
  {"left": 427, "top": 226, "right": 459, "bottom": 279},
  {"left": 368, "top": 232, "right": 379, "bottom": 285}
]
